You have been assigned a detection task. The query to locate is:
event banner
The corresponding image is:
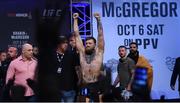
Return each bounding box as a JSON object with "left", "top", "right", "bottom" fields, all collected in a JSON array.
[
  {"left": 92, "top": 0, "right": 180, "bottom": 99},
  {"left": 0, "top": 0, "right": 35, "bottom": 51},
  {"left": 0, "top": 0, "right": 70, "bottom": 51}
]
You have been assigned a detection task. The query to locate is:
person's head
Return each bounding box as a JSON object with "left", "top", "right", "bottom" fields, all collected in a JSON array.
[
  {"left": 57, "top": 36, "right": 68, "bottom": 53},
  {"left": 7, "top": 47, "right": 18, "bottom": 60},
  {"left": 69, "top": 33, "right": 76, "bottom": 48},
  {"left": 0, "top": 51, "right": 7, "bottom": 62},
  {"left": 22, "top": 43, "right": 33, "bottom": 60},
  {"left": 118, "top": 46, "right": 127, "bottom": 58},
  {"left": 129, "top": 42, "right": 138, "bottom": 54},
  {"left": 85, "top": 37, "right": 96, "bottom": 54},
  {"left": 33, "top": 46, "right": 39, "bottom": 56}
]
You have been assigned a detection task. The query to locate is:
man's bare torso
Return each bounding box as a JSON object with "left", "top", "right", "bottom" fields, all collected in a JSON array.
[{"left": 80, "top": 49, "right": 103, "bottom": 83}]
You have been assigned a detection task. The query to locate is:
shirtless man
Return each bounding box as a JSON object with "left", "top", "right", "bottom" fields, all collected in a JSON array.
[
  {"left": 73, "top": 13, "right": 104, "bottom": 102},
  {"left": 73, "top": 12, "right": 104, "bottom": 84}
]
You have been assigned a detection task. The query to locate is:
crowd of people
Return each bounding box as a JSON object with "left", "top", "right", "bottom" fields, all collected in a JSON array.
[{"left": 0, "top": 12, "right": 172, "bottom": 102}]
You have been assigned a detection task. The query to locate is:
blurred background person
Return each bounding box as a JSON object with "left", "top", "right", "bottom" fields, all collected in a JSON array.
[
  {"left": 69, "top": 32, "right": 76, "bottom": 52},
  {"left": 32, "top": 46, "right": 39, "bottom": 59},
  {"left": 0, "top": 50, "right": 7, "bottom": 66},
  {"left": 0, "top": 50, "right": 7, "bottom": 98},
  {"left": 6, "top": 47, "right": 18, "bottom": 62},
  {"left": 127, "top": 42, "right": 153, "bottom": 101},
  {"left": 113, "top": 46, "right": 135, "bottom": 101},
  {"left": 0, "top": 47, "right": 18, "bottom": 95},
  {"left": 170, "top": 57, "right": 180, "bottom": 97}
]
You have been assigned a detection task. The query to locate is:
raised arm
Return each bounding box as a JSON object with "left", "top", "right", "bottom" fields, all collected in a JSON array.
[
  {"left": 94, "top": 13, "right": 104, "bottom": 53},
  {"left": 73, "top": 13, "right": 85, "bottom": 53}
]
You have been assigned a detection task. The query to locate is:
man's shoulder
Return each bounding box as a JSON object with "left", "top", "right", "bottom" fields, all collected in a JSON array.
[
  {"left": 31, "top": 57, "right": 38, "bottom": 63},
  {"left": 96, "top": 47, "right": 104, "bottom": 54},
  {"left": 138, "top": 55, "right": 149, "bottom": 61},
  {"left": 139, "top": 55, "right": 146, "bottom": 59},
  {"left": 64, "top": 50, "right": 77, "bottom": 57},
  {"left": 2, "top": 59, "right": 10, "bottom": 65},
  {"left": 176, "top": 57, "right": 180, "bottom": 64},
  {"left": 126, "top": 57, "right": 134, "bottom": 62},
  {"left": 125, "top": 57, "right": 136, "bottom": 65},
  {"left": 176, "top": 57, "right": 180, "bottom": 61},
  {"left": 11, "top": 56, "right": 21, "bottom": 63}
]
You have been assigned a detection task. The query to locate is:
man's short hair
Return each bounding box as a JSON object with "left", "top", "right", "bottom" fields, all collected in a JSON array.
[
  {"left": 69, "top": 32, "right": 75, "bottom": 39},
  {"left": 118, "top": 45, "right": 127, "bottom": 50},
  {"left": 0, "top": 50, "right": 6, "bottom": 55},
  {"left": 129, "top": 42, "right": 138, "bottom": 48},
  {"left": 68, "top": 32, "right": 75, "bottom": 39},
  {"left": 57, "top": 35, "right": 68, "bottom": 44},
  {"left": 85, "top": 37, "right": 96, "bottom": 44}
]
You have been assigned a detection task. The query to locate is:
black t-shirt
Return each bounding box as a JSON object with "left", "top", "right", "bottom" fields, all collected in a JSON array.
[
  {"left": 54, "top": 50, "right": 79, "bottom": 91},
  {"left": 0, "top": 59, "right": 11, "bottom": 87}
]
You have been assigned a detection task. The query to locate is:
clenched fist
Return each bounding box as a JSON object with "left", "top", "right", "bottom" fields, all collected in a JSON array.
[
  {"left": 73, "top": 13, "right": 79, "bottom": 19},
  {"left": 94, "top": 13, "right": 101, "bottom": 20}
]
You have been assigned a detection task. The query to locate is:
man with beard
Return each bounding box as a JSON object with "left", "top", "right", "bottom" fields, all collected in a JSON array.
[
  {"left": 0, "top": 47, "right": 18, "bottom": 89},
  {"left": 0, "top": 50, "right": 7, "bottom": 98},
  {"left": 127, "top": 42, "right": 153, "bottom": 101},
  {"left": 113, "top": 46, "right": 135, "bottom": 101},
  {"left": 73, "top": 13, "right": 104, "bottom": 102},
  {"left": 0, "top": 51, "right": 7, "bottom": 66}
]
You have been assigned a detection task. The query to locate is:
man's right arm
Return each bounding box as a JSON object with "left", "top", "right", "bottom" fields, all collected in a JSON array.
[
  {"left": 127, "top": 59, "right": 136, "bottom": 91},
  {"left": 73, "top": 13, "right": 85, "bottom": 53},
  {"left": 113, "top": 74, "right": 120, "bottom": 87}
]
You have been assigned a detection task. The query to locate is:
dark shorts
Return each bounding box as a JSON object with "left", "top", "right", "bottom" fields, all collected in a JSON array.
[{"left": 79, "top": 81, "right": 102, "bottom": 102}]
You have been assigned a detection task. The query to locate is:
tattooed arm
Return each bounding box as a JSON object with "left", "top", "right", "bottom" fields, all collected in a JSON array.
[
  {"left": 94, "top": 13, "right": 104, "bottom": 53},
  {"left": 73, "top": 13, "right": 85, "bottom": 53}
]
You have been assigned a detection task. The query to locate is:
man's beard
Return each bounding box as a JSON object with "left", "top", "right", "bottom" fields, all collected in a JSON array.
[
  {"left": 85, "top": 48, "right": 95, "bottom": 55},
  {"left": 129, "top": 50, "right": 139, "bottom": 64},
  {"left": 130, "top": 50, "right": 137, "bottom": 55},
  {"left": 6, "top": 54, "right": 13, "bottom": 60}
]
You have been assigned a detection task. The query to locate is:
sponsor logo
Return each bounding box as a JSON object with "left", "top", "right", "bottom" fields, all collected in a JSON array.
[
  {"left": 7, "top": 12, "right": 32, "bottom": 19},
  {"left": 42, "top": 9, "right": 62, "bottom": 17}
]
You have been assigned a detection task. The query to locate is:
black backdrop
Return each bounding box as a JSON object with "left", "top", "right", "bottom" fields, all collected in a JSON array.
[{"left": 0, "top": 0, "right": 71, "bottom": 51}]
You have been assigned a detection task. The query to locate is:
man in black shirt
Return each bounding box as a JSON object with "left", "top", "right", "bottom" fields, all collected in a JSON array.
[
  {"left": 0, "top": 47, "right": 18, "bottom": 88},
  {"left": 55, "top": 36, "right": 79, "bottom": 102}
]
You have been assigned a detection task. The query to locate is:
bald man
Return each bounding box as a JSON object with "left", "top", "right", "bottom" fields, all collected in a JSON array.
[{"left": 6, "top": 43, "right": 37, "bottom": 101}]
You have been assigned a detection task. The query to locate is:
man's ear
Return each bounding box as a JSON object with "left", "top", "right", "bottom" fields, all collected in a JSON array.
[{"left": 22, "top": 49, "right": 25, "bottom": 54}]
